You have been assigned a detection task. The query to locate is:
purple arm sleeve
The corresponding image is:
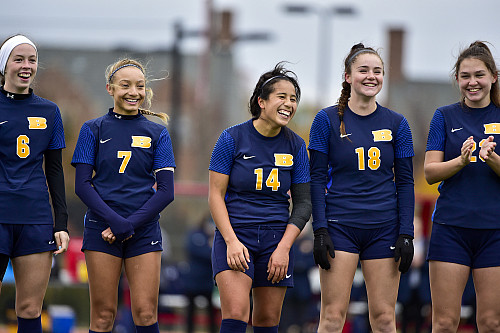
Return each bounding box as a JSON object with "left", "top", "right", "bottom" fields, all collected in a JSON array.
[
  {"left": 128, "top": 169, "right": 174, "bottom": 229},
  {"left": 74, "top": 163, "right": 134, "bottom": 241}
]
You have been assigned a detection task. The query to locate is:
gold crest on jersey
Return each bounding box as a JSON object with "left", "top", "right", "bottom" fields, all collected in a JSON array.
[
  {"left": 131, "top": 136, "right": 152, "bottom": 148},
  {"left": 274, "top": 153, "right": 293, "bottom": 166},
  {"left": 27, "top": 117, "right": 47, "bottom": 129},
  {"left": 484, "top": 123, "right": 500, "bottom": 134},
  {"left": 372, "top": 129, "right": 392, "bottom": 142}
]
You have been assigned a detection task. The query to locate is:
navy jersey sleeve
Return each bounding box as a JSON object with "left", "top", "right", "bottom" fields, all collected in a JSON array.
[
  {"left": 393, "top": 117, "right": 415, "bottom": 236},
  {"left": 71, "top": 123, "right": 97, "bottom": 166},
  {"left": 426, "top": 109, "right": 446, "bottom": 151},
  {"left": 209, "top": 130, "right": 235, "bottom": 175},
  {"left": 394, "top": 117, "right": 415, "bottom": 158},
  {"left": 47, "top": 107, "right": 66, "bottom": 150},
  {"left": 308, "top": 109, "right": 330, "bottom": 154},
  {"left": 309, "top": 149, "right": 329, "bottom": 231},
  {"left": 292, "top": 142, "right": 311, "bottom": 184},
  {"left": 394, "top": 157, "right": 415, "bottom": 236},
  {"left": 153, "top": 128, "right": 176, "bottom": 170}
]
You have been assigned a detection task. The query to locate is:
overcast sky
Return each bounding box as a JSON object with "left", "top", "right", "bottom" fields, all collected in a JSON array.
[{"left": 2, "top": 0, "right": 500, "bottom": 106}]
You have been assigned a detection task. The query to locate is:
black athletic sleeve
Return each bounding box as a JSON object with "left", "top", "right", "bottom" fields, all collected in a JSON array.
[
  {"left": 288, "top": 182, "right": 312, "bottom": 231},
  {"left": 44, "top": 149, "right": 69, "bottom": 233}
]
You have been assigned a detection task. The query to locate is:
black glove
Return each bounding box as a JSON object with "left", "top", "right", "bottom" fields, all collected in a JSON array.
[
  {"left": 313, "top": 227, "right": 335, "bottom": 270},
  {"left": 393, "top": 234, "right": 414, "bottom": 274}
]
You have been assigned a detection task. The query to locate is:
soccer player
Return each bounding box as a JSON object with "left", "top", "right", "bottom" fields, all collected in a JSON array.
[
  {"left": 309, "top": 43, "right": 415, "bottom": 333},
  {"left": 424, "top": 41, "right": 500, "bottom": 332},
  {"left": 72, "top": 58, "right": 175, "bottom": 333},
  {"left": 209, "top": 62, "right": 312, "bottom": 333},
  {"left": 0, "top": 34, "right": 69, "bottom": 333}
]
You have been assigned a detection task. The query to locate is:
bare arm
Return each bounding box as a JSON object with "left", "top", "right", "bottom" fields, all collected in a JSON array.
[
  {"left": 208, "top": 170, "right": 249, "bottom": 272},
  {"left": 267, "top": 223, "right": 301, "bottom": 283},
  {"left": 479, "top": 136, "right": 500, "bottom": 176},
  {"left": 424, "top": 136, "right": 474, "bottom": 185}
]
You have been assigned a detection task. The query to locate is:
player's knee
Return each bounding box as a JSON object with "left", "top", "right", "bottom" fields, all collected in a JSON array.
[
  {"left": 16, "top": 300, "right": 42, "bottom": 319},
  {"left": 477, "top": 311, "right": 500, "bottom": 332},
  {"left": 223, "top": 307, "right": 249, "bottom": 322},
  {"left": 319, "top": 310, "right": 345, "bottom": 333},
  {"left": 132, "top": 304, "right": 156, "bottom": 326},
  {"left": 433, "top": 315, "right": 460, "bottom": 333},
  {"left": 369, "top": 311, "right": 395, "bottom": 333},
  {"left": 252, "top": 309, "right": 281, "bottom": 327},
  {"left": 93, "top": 307, "right": 116, "bottom": 330}
]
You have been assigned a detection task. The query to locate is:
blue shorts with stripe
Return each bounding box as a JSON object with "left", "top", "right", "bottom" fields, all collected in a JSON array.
[
  {"left": 0, "top": 223, "right": 56, "bottom": 257},
  {"left": 427, "top": 222, "right": 500, "bottom": 268},
  {"left": 82, "top": 220, "right": 162, "bottom": 259},
  {"left": 212, "top": 223, "right": 294, "bottom": 288},
  {"left": 328, "top": 222, "right": 399, "bottom": 260}
]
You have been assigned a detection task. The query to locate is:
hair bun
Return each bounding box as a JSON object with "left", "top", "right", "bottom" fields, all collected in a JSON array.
[{"left": 351, "top": 43, "right": 365, "bottom": 51}]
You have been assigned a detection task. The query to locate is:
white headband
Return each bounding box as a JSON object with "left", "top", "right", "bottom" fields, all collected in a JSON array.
[{"left": 0, "top": 36, "right": 37, "bottom": 75}]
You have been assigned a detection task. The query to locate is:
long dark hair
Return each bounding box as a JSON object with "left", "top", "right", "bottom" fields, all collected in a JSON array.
[{"left": 248, "top": 61, "right": 301, "bottom": 119}]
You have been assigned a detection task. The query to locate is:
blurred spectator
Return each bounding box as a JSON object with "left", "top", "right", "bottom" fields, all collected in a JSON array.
[
  {"left": 184, "top": 215, "right": 216, "bottom": 333},
  {"left": 281, "top": 228, "right": 318, "bottom": 332},
  {"left": 398, "top": 215, "right": 431, "bottom": 333}
]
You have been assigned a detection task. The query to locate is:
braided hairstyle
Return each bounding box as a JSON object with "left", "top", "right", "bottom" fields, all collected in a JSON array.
[
  {"left": 337, "top": 43, "right": 383, "bottom": 137},
  {"left": 248, "top": 61, "right": 301, "bottom": 119},
  {"left": 105, "top": 58, "right": 169, "bottom": 124},
  {"left": 453, "top": 41, "right": 500, "bottom": 108}
]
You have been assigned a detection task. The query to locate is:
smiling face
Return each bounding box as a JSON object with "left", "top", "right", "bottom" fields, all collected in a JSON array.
[
  {"left": 457, "top": 57, "right": 497, "bottom": 108},
  {"left": 106, "top": 66, "right": 145, "bottom": 115},
  {"left": 256, "top": 79, "right": 297, "bottom": 134},
  {"left": 3, "top": 43, "right": 37, "bottom": 94},
  {"left": 345, "top": 53, "right": 384, "bottom": 100}
]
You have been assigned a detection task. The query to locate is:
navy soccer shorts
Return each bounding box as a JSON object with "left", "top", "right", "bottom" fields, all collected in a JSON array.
[
  {"left": 212, "top": 223, "right": 294, "bottom": 288},
  {"left": 82, "top": 221, "right": 163, "bottom": 259},
  {"left": 0, "top": 223, "right": 56, "bottom": 257},
  {"left": 328, "top": 221, "right": 399, "bottom": 260},
  {"left": 427, "top": 222, "right": 500, "bottom": 268}
]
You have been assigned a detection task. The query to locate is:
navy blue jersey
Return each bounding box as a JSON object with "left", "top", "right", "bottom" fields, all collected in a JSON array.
[
  {"left": 72, "top": 109, "right": 175, "bottom": 220},
  {"left": 209, "top": 120, "right": 310, "bottom": 226},
  {"left": 309, "top": 104, "right": 414, "bottom": 231},
  {"left": 426, "top": 102, "right": 500, "bottom": 229},
  {"left": 0, "top": 92, "right": 65, "bottom": 224}
]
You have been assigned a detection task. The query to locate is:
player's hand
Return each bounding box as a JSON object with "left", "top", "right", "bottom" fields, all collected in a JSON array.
[
  {"left": 393, "top": 234, "right": 414, "bottom": 274},
  {"left": 109, "top": 220, "right": 135, "bottom": 242},
  {"left": 267, "top": 245, "right": 289, "bottom": 284},
  {"left": 226, "top": 239, "right": 250, "bottom": 272},
  {"left": 102, "top": 227, "right": 116, "bottom": 244},
  {"left": 479, "top": 136, "right": 497, "bottom": 161},
  {"left": 313, "top": 227, "right": 335, "bottom": 270},
  {"left": 460, "top": 136, "right": 474, "bottom": 166},
  {"left": 53, "top": 231, "right": 70, "bottom": 255}
]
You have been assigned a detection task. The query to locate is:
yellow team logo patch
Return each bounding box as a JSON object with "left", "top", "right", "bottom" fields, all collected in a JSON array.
[
  {"left": 27, "top": 117, "right": 47, "bottom": 129},
  {"left": 131, "top": 136, "right": 152, "bottom": 148},
  {"left": 484, "top": 123, "right": 500, "bottom": 134},
  {"left": 274, "top": 153, "right": 293, "bottom": 166},
  {"left": 372, "top": 129, "right": 392, "bottom": 142}
]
